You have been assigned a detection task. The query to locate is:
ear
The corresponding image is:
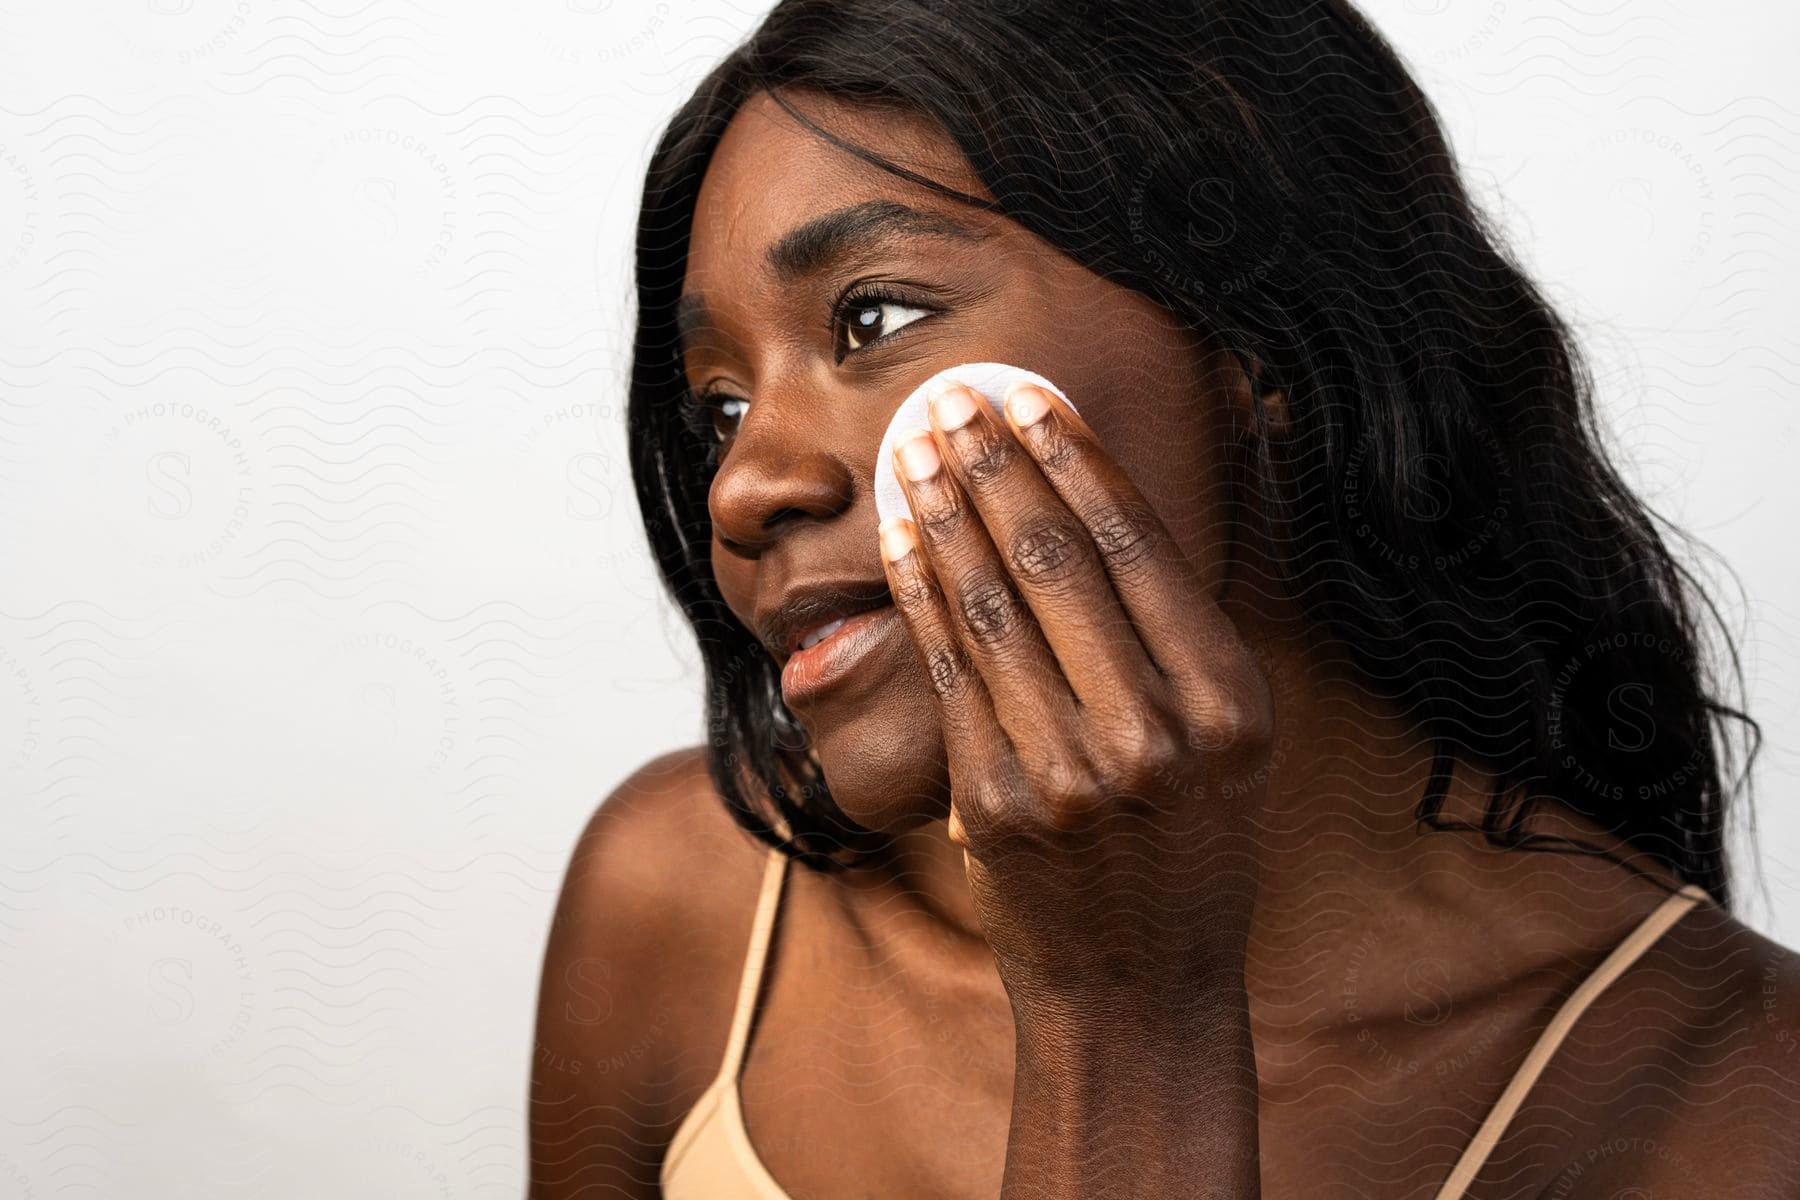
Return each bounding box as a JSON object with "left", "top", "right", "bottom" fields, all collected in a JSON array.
[
  {"left": 1208, "top": 344, "right": 1289, "bottom": 442},
  {"left": 1246, "top": 357, "right": 1290, "bottom": 437}
]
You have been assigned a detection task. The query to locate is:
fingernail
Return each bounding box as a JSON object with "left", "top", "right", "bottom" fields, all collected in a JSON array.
[
  {"left": 896, "top": 427, "right": 940, "bottom": 481},
  {"left": 878, "top": 516, "right": 915, "bottom": 562},
  {"left": 930, "top": 384, "right": 979, "bottom": 431},
  {"left": 1006, "top": 383, "right": 1050, "bottom": 427}
]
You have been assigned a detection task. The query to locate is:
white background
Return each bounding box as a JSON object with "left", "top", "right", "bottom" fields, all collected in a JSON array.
[{"left": 0, "top": 1, "right": 1795, "bottom": 1196}]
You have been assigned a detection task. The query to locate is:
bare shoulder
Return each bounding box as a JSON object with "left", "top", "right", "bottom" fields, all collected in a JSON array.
[
  {"left": 527, "top": 745, "right": 782, "bottom": 1199},
  {"left": 1654, "top": 909, "right": 1800, "bottom": 1192},
  {"left": 1558, "top": 902, "right": 1800, "bottom": 1198}
]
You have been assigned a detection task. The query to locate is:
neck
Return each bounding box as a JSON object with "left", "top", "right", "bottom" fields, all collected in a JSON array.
[
  {"left": 877, "top": 606, "right": 1684, "bottom": 1015},
  {"left": 874, "top": 611, "right": 1460, "bottom": 955}
]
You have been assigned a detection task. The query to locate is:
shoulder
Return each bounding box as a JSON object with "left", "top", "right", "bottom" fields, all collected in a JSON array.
[
  {"left": 550, "top": 745, "right": 778, "bottom": 942},
  {"left": 528, "top": 745, "right": 785, "bottom": 1197},
  {"left": 1558, "top": 901, "right": 1800, "bottom": 1197},
  {"left": 1651, "top": 909, "right": 1800, "bottom": 1190}
]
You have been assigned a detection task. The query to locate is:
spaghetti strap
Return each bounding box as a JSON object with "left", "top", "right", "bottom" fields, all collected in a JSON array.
[
  {"left": 718, "top": 846, "right": 789, "bottom": 1083},
  {"left": 1431, "top": 883, "right": 1709, "bottom": 1200}
]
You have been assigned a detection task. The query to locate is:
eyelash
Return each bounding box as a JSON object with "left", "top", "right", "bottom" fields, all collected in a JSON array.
[
  {"left": 679, "top": 385, "right": 742, "bottom": 469},
  {"left": 680, "top": 282, "right": 943, "bottom": 462},
  {"left": 828, "top": 282, "right": 940, "bottom": 363}
]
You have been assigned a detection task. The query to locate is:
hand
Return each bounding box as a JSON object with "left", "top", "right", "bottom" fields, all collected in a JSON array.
[{"left": 877, "top": 378, "right": 1274, "bottom": 1036}]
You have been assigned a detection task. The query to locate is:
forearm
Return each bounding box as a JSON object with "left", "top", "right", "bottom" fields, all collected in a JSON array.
[{"left": 1001, "top": 981, "right": 1261, "bottom": 1200}]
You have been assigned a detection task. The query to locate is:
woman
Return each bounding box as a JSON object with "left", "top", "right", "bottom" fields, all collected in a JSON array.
[{"left": 530, "top": 2, "right": 1800, "bottom": 1196}]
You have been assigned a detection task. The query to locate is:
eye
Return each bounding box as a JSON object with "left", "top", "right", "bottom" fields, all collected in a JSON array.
[
  {"left": 682, "top": 387, "right": 749, "bottom": 458},
  {"left": 835, "top": 289, "right": 934, "bottom": 358}
]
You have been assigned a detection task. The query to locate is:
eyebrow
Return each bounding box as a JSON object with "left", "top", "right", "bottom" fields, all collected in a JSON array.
[
  {"left": 675, "top": 200, "right": 988, "bottom": 349},
  {"left": 764, "top": 199, "right": 987, "bottom": 280}
]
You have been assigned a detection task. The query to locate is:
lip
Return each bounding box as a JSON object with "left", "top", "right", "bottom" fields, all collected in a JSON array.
[
  {"left": 758, "top": 576, "right": 895, "bottom": 665},
  {"left": 780, "top": 603, "right": 902, "bottom": 707}
]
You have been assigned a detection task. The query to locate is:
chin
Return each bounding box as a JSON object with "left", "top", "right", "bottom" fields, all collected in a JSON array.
[{"left": 800, "top": 694, "right": 950, "bottom": 833}]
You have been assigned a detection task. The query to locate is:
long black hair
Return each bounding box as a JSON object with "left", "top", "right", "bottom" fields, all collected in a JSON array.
[{"left": 626, "top": 0, "right": 1758, "bottom": 905}]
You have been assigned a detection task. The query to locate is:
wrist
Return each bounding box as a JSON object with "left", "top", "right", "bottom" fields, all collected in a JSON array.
[
  {"left": 1001, "top": 979, "right": 1260, "bottom": 1199},
  {"left": 1009, "top": 961, "right": 1251, "bottom": 1057},
  {"left": 1012, "top": 976, "right": 1254, "bottom": 1104}
]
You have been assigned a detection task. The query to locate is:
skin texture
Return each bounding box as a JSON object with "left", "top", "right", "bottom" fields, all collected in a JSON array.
[{"left": 528, "top": 89, "right": 1800, "bottom": 1198}]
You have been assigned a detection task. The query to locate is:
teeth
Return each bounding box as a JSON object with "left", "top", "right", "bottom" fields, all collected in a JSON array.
[{"left": 798, "top": 617, "right": 848, "bottom": 651}]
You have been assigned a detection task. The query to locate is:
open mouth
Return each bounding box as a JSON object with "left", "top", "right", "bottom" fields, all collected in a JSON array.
[
  {"left": 798, "top": 612, "right": 863, "bottom": 650},
  {"left": 779, "top": 603, "right": 901, "bottom": 706}
]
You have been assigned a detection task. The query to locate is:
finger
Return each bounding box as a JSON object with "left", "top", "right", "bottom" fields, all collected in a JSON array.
[
  {"left": 877, "top": 514, "right": 1013, "bottom": 823},
  {"left": 1003, "top": 383, "right": 1250, "bottom": 721},
  {"left": 925, "top": 381, "right": 1160, "bottom": 709},
  {"left": 892, "top": 418, "right": 1079, "bottom": 762}
]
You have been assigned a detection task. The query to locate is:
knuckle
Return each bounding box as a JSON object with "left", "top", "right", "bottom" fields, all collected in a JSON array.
[
  {"left": 1032, "top": 421, "right": 1086, "bottom": 475},
  {"left": 1031, "top": 756, "right": 1105, "bottom": 832},
  {"left": 959, "top": 430, "right": 1019, "bottom": 489},
  {"left": 956, "top": 572, "right": 1023, "bottom": 650},
  {"left": 915, "top": 489, "right": 968, "bottom": 541},
  {"left": 889, "top": 567, "right": 940, "bottom": 611},
  {"left": 960, "top": 776, "right": 1031, "bottom": 843},
  {"left": 1190, "top": 689, "right": 1274, "bottom": 759},
  {"left": 925, "top": 641, "right": 974, "bottom": 702},
  {"left": 1097, "top": 707, "right": 1184, "bottom": 796},
  {"left": 1126, "top": 706, "right": 1186, "bottom": 767},
  {"left": 1087, "top": 501, "right": 1162, "bottom": 576},
  {"left": 1006, "top": 518, "right": 1086, "bottom": 589}
]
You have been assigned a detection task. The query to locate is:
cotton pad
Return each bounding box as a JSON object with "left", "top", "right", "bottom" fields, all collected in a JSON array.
[{"left": 874, "top": 362, "right": 1077, "bottom": 526}]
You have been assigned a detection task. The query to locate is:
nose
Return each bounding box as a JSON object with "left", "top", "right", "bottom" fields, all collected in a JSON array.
[{"left": 707, "top": 391, "right": 857, "bottom": 552}]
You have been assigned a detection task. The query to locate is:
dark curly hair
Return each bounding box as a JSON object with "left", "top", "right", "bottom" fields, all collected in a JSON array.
[{"left": 625, "top": 0, "right": 1759, "bottom": 905}]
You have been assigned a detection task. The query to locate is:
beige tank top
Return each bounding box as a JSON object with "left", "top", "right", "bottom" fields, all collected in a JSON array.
[{"left": 658, "top": 846, "right": 1708, "bottom": 1199}]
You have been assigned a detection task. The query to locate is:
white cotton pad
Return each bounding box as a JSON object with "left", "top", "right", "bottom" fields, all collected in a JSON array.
[{"left": 874, "top": 362, "right": 1076, "bottom": 526}]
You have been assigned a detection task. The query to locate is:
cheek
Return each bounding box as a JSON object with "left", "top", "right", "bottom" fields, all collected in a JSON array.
[
  {"left": 1123, "top": 387, "right": 1239, "bottom": 604},
  {"left": 971, "top": 271, "right": 1226, "bottom": 521},
  {"left": 1015, "top": 318, "right": 1233, "bottom": 583},
  {"left": 710, "top": 538, "right": 757, "bottom": 627},
  {"left": 1099, "top": 378, "right": 1230, "bottom": 542}
]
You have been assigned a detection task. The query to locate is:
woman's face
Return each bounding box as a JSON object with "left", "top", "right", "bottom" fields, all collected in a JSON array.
[{"left": 680, "top": 88, "right": 1246, "bottom": 833}]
